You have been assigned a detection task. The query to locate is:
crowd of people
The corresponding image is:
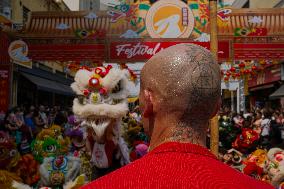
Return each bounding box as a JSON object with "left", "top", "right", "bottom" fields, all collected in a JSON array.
[
  {"left": 218, "top": 106, "right": 284, "bottom": 187},
  {"left": 0, "top": 43, "right": 279, "bottom": 188},
  {"left": 2, "top": 103, "right": 284, "bottom": 188},
  {"left": 0, "top": 103, "right": 148, "bottom": 188},
  {"left": 0, "top": 105, "right": 74, "bottom": 151}
]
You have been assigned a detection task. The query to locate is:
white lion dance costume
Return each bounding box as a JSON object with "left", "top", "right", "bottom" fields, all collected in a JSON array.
[{"left": 71, "top": 65, "right": 131, "bottom": 176}]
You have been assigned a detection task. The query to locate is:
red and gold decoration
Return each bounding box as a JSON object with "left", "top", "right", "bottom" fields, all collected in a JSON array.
[
  {"left": 221, "top": 60, "right": 280, "bottom": 83},
  {"left": 120, "top": 63, "right": 138, "bottom": 83}
]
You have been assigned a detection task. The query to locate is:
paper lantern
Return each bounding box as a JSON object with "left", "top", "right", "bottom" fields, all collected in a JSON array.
[
  {"left": 230, "top": 67, "right": 236, "bottom": 72},
  {"left": 238, "top": 62, "right": 246, "bottom": 68},
  {"left": 251, "top": 65, "right": 258, "bottom": 71},
  {"left": 244, "top": 69, "right": 251, "bottom": 75},
  {"left": 226, "top": 72, "right": 231, "bottom": 77}
]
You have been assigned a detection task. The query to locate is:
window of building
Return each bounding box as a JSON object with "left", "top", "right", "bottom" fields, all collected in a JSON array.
[
  {"left": 242, "top": 1, "right": 249, "bottom": 8},
  {"left": 0, "top": 0, "right": 11, "bottom": 19},
  {"left": 22, "top": 6, "right": 30, "bottom": 23}
]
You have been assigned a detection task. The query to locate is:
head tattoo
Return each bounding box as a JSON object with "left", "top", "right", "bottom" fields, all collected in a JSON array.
[{"left": 141, "top": 43, "right": 220, "bottom": 145}]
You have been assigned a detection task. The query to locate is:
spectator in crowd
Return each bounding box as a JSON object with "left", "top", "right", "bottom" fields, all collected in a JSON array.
[
  {"left": 39, "top": 105, "right": 48, "bottom": 128},
  {"left": 33, "top": 109, "right": 46, "bottom": 135},
  {"left": 24, "top": 108, "right": 35, "bottom": 137}
]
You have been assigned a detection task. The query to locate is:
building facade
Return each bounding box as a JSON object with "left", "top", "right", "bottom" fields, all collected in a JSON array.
[
  {"left": 79, "top": 0, "right": 100, "bottom": 11},
  {"left": 0, "top": 0, "right": 73, "bottom": 110},
  {"left": 231, "top": 0, "right": 284, "bottom": 8},
  {"left": 10, "top": 0, "right": 69, "bottom": 24}
]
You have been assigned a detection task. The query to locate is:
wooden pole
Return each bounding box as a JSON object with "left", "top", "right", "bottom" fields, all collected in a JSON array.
[{"left": 209, "top": 0, "right": 219, "bottom": 156}]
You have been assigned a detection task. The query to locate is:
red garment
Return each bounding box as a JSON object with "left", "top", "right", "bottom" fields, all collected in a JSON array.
[{"left": 81, "top": 142, "right": 273, "bottom": 189}]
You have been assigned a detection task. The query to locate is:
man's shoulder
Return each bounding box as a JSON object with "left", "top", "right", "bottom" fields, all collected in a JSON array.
[
  {"left": 81, "top": 157, "right": 150, "bottom": 189},
  {"left": 81, "top": 143, "right": 274, "bottom": 189}
]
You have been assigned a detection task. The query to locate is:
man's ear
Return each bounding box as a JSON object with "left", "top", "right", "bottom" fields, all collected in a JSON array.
[{"left": 142, "top": 89, "right": 154, "bottom": 118}]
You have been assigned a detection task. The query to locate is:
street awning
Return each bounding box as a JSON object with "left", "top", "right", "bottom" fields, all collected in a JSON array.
[
  {"left": 270, "top": 85, "right": 284, "bottom": 99},
  {"left": 21, "top": 73, "right": 74, "bottom": 96}
]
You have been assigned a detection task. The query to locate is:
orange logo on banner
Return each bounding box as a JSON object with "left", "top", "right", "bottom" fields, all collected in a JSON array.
[
  {"left": 146, "top": 0, "right": 194, "bottom": 38},
  {"left": 8, "top": 40, "right": 32, "bottom": 69}
]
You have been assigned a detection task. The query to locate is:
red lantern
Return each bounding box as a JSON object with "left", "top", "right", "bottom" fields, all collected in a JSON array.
[
  {"left": 230, "top": 67, "right": 236, "bottom": 72},
  {"left": 235, "top": 73, "right": 241, "bottom": 78},
  {"left": 224, "top": 77, "right": 229, "bottom": 82},
  {"left": 238, "top": 62, "right": 246, "bottom": 68},
  {"left": 226, "top": 72, "right": 231, "bottom": 77},
  {"left": 251, "top": 65, "right": 258, "bottom": 71},
  {"left": 244, "top": 69, "right": 251, "bottom": 75}
]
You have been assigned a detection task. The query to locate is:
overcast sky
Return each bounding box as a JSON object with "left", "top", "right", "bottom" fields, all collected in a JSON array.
[{"left": 63, "top": 0, "right": 79, "bottom": 10}]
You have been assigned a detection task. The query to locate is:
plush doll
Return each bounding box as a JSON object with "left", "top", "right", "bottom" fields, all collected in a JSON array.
[
  {"left": 264, "top": 148, "right": 284, "bottom": 187},
  {"left": 232, "top": 128, "right": 259, "bottom": 153},
  {"left": 71, "top": 65, "right": 133, "bottom": 176}
]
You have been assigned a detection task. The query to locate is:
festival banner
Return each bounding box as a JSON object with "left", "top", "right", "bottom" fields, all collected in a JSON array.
[
  {"left": 109, "top": 41, "right": 230, "bottom": 62},
  {"left": 0, "top": 65, "right": 10, "bottom": 112},
  {"left": 234, "top": 43, "right": 284, "bottom": 60}
]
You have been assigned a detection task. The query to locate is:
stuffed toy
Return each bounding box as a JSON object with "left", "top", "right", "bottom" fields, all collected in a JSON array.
[
  {"left": 264, "top": 148, "right": 284, "bottom": 187},
  {"left": 71, "top": 65, "right": 133, "bottom": 175},
  {"left": 232, "top": 128, "right": 259, "bottom": 153}
]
